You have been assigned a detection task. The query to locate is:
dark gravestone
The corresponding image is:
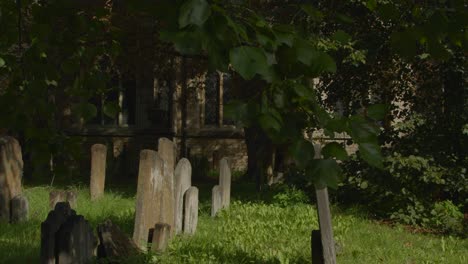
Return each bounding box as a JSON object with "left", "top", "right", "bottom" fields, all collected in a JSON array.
[
  {"left": 40, "top": 202, "right": 76, "bottom": 264},
  {"left": 56, "top": 215, "right": 97, "bottom": 264},
  {"left": 10, "top": 194, "right": 29, "bottom": 223},
  {"left": 97, "top": 219, "right": 141, "bottom": 260}
]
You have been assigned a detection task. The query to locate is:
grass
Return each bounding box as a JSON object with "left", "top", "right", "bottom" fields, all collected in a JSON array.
[{"left": 0, "top": 184, "right": 467, "bottom": 263}]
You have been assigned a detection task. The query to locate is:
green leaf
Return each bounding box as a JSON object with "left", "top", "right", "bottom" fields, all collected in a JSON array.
[
  {"left": 367, "top": 104, "right": 388, "bottom": 120},
  {"left": 103, "top": 101, "right": 120, "bottom": 119},
  {"left": 81, "top": 103, "right": 97, "bottom": 121},
  {"left": 365, "top": 0, "right": 377, "bottom": 11},
  {"left": 179, "top": 0, "right": 211, "bottom": 28},
  {"left": 322, "top": 142, "right": 348, "bottom": 161},
  {"left": 307, "top": 159, "right": 342, "bottom": 189},
  {"left": 359, "top": 142, "right": 384, "bottom": 169},
  {"left": 300, "top": 4, "right": 324, "bottom": 22},
  {"left": 332, "top": 30, "right": 351, "bottom": 44},
  {"left": 160, "top": 30, "right": 203, "bottom": 55},
  {"left": 259, "top": 113, "right": 281, "bottom": 132},
  {"left": 289, "top": 139, "right": 316, "bottom": 169},
  {"left": 348, "top": 115, "right": 380, "bottom": 141},
  {"left": 0, "top": 57, "right": 5, "bottom": 68},
  {"left": 229, "top": 46, "right": 271, "bottom": 80},
  {"left": 292, "top": 83, "right": 314, "bottom": 99}
]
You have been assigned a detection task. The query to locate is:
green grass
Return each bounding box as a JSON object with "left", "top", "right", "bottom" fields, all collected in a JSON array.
[{"left": 0, "top": 184, "right": 467, "bottom": 263}]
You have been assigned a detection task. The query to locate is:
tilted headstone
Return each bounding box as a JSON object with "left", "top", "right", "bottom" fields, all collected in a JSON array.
[
  {"left": 0, "top": 136, "right": 23, "bottom": 221},
  {"left": 49, "top": 190, "right": 78, "bottom": 209},
  {"left": 211, "top": 185, "right": 222, "bottom": 217},
  {"left": 40, "top": 202, "right": 76, "bottom": 264},
  {"left": 157, "top": 138, "right": 176, "bottom": 235},
  {"left": 151, "top": 223, "right": 171, "bottom": 253},
  {"left": 56, "top": 215, "right": 97, "bottom": 264},
  {"left": 183, "top": 186, "right": 198, "bottom": 235},
  {"left": 174, "top": 158, "right": 191, "bottom": 234},
  {"left": 219, "top": 157, "right": 231, "bottom": 208},
  {"left": 97, "top": 219, "right": 141, "bottom": 260},
  {"left": 90, "top": 144, "right": 107, "bottom": 201},
  {"left": 10, "top": 194, "right": 28, "bottom": 223}
]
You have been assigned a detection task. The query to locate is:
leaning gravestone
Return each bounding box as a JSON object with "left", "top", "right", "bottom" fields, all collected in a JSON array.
[
  {"left": 49, "top": 190, "right": 78, "bottom": 209},
  {"left": 219, "top": 157, "right": 231, "bottom": 208},
  {"left": 10, "top": 194, "right": 28, "bottom": 223},
  {"left": 157, "top": 138, "right": 176, "bottom": 235},
  {"left": 0, "top": 136, "right": 23, "bottom": 222},
  {"left": 151, "top": 223, "right": 171, "bottom": 253},
  {"left": 56, "top": 215, "right": 97, "bottom": 264},
  {"left": 97, "top": 219, "right": 141, "bottom": 260},
  {"left": 174, "top": 158, "right": 191, "bottom": 234},
  {"left": 211, "top": 185, "right": 222, "bottom": 217},
  {"left": 183, "top": 186, "right": 198, "bottom": 235},
  {"left": 90, "top": 144, "right": 107, "bottom": 201},
  {"left": 41, "top": 202, "right": 77, "bottom": 264}
]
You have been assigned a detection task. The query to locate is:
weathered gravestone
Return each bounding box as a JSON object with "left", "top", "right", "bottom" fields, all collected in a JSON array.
[
  {"left": 10, "top": 194, "right": 29, "bottom": 223},
  {"left": 211, "top": 185, "right": 222, "bottom": 217},
  {"left": 97, "top": 219, "right": 141, "bottom": 260},
  {"left": 56, "top": 215, "right": 97, "bottom": 264},
  {"left": 157, "top": 138, "right": 176, "bottom": 234},
  {"left": 174, "top": 158, "right": 191, "bottom": 234},
  {"left": 219, "top": 157, "right": 231, "bottom": 208},
  {"left": 0, "top": 136, "right": 23, "bottom": 222},
  {"left": 90, "top": 144, "right": 107, "bottom": 201},
  {"left": 49, "top": 190, "right": 78, "bottom": 209},
  {"left": 183, "top": 186, "right": 198, "bottom": 235},
  {"left": 41, "top": 202, "right": 77, "bottom": 264},
  {"left": 151, "top": 223, "right": 171, "bottom": 253}
]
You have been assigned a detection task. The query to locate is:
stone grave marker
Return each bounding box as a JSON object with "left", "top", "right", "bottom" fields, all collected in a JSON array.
[
  {"left": 183, "top": 186, "right": 198, "bottom": 235},
  {"left": 90, "top": 143, "right": 107, "bottom": 201},
  {"left": 49, "top": 190, "right": 78, "bottom": 209},
  {"left": 10, "top": 194, "right": 28, "bottom": 223},
  {"left": 219, "top": 157, "right": 231, "bottom": 208},
  {"left": 157, "top": 138, "right": 175, "bottom": 235},
  {"left": 40, "top": 202, "right": 76, "bottom": 264},
  {"left": 97, "top": 219, "right": 141, "bottom": 260},
  {"left": 174, "top": 158, "right": 191, "bottom": 234},
  {"left": 56, "top": 215, "right": 97, "bottom": 264},
  {"left": 0, "top": 136, "right": 23, "bottom": 222},
  {"left": 151, "top": 223, "right": 171, "bottom": 253},
  {"left": 211, "top": 185, "right": 222, "bottom": 217}
]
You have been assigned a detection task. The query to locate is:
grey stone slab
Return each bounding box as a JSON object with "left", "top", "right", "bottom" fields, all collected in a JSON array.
[
  {"left": 0, "top": 136, "right": 23, "bottom": 222},
  {"left": 183, "top": 186, "right": 198, "bottom": 235},
  {"left": 219, "top": 157, "right": 231, "bottom": 208},
  {"left": 174, "top": 158, "right": 191, "bottom": 234},
  {"left": 97, "top": 219, "right": 141, "bottom": 260},
  {"left": 90, "top": 144, "right": 107, "bottom": 201},
  {"left": 151, "top": 223, "right": 171, "bottom": 253},
  {"left": 10, "top": 194, "right": 28, "bottom": 223},
  {"left": 211, "top": 185, "right": 222, "bottom": 217}
]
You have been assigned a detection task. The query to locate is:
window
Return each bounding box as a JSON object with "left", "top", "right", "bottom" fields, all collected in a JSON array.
[{"left": 203, "top": 71, "right": 235, "bottom": 127}]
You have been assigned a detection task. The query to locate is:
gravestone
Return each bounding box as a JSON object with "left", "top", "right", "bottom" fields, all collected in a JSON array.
[
  {"left": 157, "top": 138, "right": 175, "bottom": 235},
  {"left": 10, "top": 194, "right": 28, "bottom": 223},
  {"left": 49, "top": 190, "right": 78, "bottom": 209},
  {"left": 97, "top": 219, "right": 141, "bottom": 260},
  {"left": 183, "top": 186, "right": 198, "bottom": 235},
  {"left": 40, "top": 202, "right": 76, "bottom": 264},
  {"left": 211, "top": 185, "right": 222, "bottom": 217},
  {"left": 151, "top": 223, "right": 171, "bottom": 253},
  {"left": 90, "top": 144, "right": 107, "bottom": 201},
  {"left": 174, "top": 158, "right": 191, "bottom": 234},
  {"left": 219, "top": 157, "right": 231, "bottom": 208},
  {"left": 0, "top": 136, "right": 23, "bottom": 221},
  {"left": 56, "top": 215, "right": 97, "bottom": 264}
]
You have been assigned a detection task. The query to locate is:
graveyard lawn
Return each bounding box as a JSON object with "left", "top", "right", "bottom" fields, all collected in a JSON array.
[{"left": 0, "top": 185, "right": 467, "bottom": 264}]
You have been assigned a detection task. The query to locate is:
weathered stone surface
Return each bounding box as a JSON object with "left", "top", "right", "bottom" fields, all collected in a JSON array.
[
  {"left": 97, "top": 219, "right": 141, "bottom": 260},
  {"left": 90, "top": 144, "right": 107, "bottom": 201},
  {"left": 151, "top": 223, "right": 171, "bottom": 253},
  {"left": 157, "top": 138, "right": 175, "bottom": 235},
  {"left": 211, "top": 185, "right": 222, "bottom": 217},
  {"left": 174, "top": 158, "right": 191, "bottom": 234},
  {"left": 49, "top": 190, "right": 78, "bottom": 209},
  {"left": 40, "top": 202, "right": 76, "bottom": 264},
  {"left": 219, "top": 157, "right": 231, "bottom": 208},
  {"left": 56, "top": 215, "right": 97, "bottom": 264},
  {"left": 183, "top": 187, "right": 198, "bottom": 235},
  {"left": 0, "top": 136, "right": 23, "bottom": 221},
  {"left": 10, "top": 194, "right": 28, "bottom": 223}
]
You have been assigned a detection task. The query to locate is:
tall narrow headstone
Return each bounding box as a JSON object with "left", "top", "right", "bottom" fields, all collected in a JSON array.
[
  {"left": 10, "top": 194, "right": 29, "bottom": 223},
  {"left": 90, "top": 144, "right": 107, "bottom": 201},
  {"left": 211, "top": 185, "right": 222, "bottom": 217},
  {"left": 0, "top": 136, "right": 23, "bottom": 221},
  {"left": 151, "top": 223, "right": 171, "bottom": 253},
  {"left": 40, "top": 202, "right": 76, "bottom": 264},
  {"left": 174, "top": 158, "right": 191, "bottom": 234},
  {"left": 219, "top": 157, "right": 231, "bottom": 208},
  {"left": 183, "top": 187, "right": 198, "bottom": 235},
  {"left": 157, "top": 138, "right": 176, "bottom": 235},
  {"left": 56, "top": 215, "right": 97, "bottom": 264}
]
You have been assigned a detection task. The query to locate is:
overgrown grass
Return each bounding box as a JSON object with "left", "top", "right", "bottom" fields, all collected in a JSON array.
[{"left": 0, "top": 184, "right": 467, "bottom": 263}]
